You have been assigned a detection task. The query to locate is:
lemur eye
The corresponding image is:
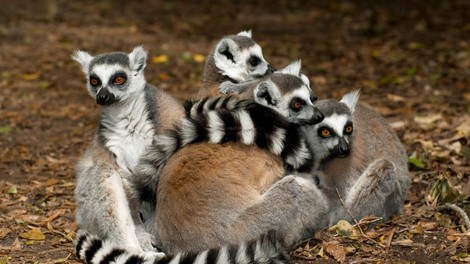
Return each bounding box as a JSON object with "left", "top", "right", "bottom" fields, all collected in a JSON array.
[
  {"left": 248, "top": 56, "right": 261, "bottom": 67},
  {"left": 291, "top": 99, "right": 303, "bottom": 111},
  {"left": 344, "top": 125, "right": 353, "bottom": 134},
  {"left": 114, "top": 76, "right": 126, "bottom": 85},
  {"left": 320, "top": 129, "right": 331, "bottom": 138},
  {"left": 90, "top": 78, "right": 100, "bottom": 87}
]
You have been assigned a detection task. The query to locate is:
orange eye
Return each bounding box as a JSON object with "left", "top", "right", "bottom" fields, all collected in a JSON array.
[
  {"left": 292, "top": 100, "right": 302, "bottom": 110},
  {"left": 321, "top": 129, "right": 331, "bottom": 138},
  {"left": 345, "top": 125, "right": 353, "bottom": 134},
  {"left": 114, "top": 76, "right": 126, "bottom": 85},
  {"left": 90, "top": 78, "right": 99, "bottom": 86}
]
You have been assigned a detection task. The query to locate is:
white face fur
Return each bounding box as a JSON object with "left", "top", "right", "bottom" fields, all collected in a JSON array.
[
  {"left": 301, "top": 90, "right": 360, "bottom": 163},
  {"left": 214, "top": 31, "right": 270, "bottom": 83},
  {"left": 253, "top": 60, "right": 321, "bottom": 125},
  {"left": 73, "top": 46, "right": 147, "bottom": 105}
]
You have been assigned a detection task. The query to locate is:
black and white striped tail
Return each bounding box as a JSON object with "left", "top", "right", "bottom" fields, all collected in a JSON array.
[
  {"left": 75, "top": 229, "right": 289, "bottom": 264},
  {"left": 184, "top": 96, "right": 314, "bottom": 172},
  {"left": 133, "top": 96, "right": 314, "bottom": 203}
]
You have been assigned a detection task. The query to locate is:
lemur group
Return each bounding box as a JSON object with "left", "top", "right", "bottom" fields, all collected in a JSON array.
[{"left": 72, "top": 30, "right": 411, "bottom": 264}]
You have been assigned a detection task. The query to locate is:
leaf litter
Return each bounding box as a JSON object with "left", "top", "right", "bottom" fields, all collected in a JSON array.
[{"left": 1, "top": 0, "right": 469, "bottom": 263}]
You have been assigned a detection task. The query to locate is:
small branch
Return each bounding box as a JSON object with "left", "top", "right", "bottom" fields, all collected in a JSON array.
[
  {"left": 335, "top": 188, "right": 386, "bottom": 248},
  {"left": 438, "top": 203, "right": 470, "bottom": 233}
]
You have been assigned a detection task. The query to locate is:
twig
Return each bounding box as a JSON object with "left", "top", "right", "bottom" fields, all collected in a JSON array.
[
  {"left": 438, "top": 203, "right": 470, "bottom": 233},
  {"left": 335, "top": 188, "right": 386, "bottom": 248}
]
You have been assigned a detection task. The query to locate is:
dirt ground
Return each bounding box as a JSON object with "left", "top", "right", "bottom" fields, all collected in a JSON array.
[{"left": 1, "top": 0, "right": 469, "bottom": 263}]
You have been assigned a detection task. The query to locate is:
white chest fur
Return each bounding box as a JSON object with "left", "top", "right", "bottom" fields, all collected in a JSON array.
[{"left": 100, "top": 93, "right": 155, "bottom": 173}]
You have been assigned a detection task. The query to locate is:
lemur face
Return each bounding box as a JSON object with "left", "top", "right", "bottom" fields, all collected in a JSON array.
[
  {"left": 73, "top": 46, "right": 147, "bottom": 106},
  {"left": 254, "top": 61, "right": 323, "bottom": 126},
  {"left": 87, "top": 61, "right": 132, "bottom": 105},
  {"left": 214, "top": 32, "right": 272, "bottom": 83},
  {"left": 301, "top": 91, "right": 360, "bottom": 162},
  {"left": 313, "top": 112, "right": 354, "bottom": 159}
]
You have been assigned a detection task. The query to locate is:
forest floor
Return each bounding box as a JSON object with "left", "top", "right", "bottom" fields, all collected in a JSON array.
[{"left": 0, "top": 1, "right": 469, "bottom": 263}]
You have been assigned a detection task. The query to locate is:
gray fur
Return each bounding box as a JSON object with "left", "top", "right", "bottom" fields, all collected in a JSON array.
[
  {"left": 73, "top": 46, "right": 184, "bottom": 257},
  {"left": 198, "top": 31, "right": 272, "bottom": 98},
  {"left": 301, "top": 92, "right": 410, "bottom": 227},
  {"left": 219, "top": 61, "right": 321, "bottom": 125},
  {"left": 90, "top": 52, "right": 130, "bottom": 69}
]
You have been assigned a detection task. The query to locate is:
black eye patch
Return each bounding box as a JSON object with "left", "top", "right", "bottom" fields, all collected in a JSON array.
[
  {"left": 89, "top": 74, "right": 101, "bottom": 87},
  {"left": 109, "top": 72, "right": 127, "bottom": 86},
  {"left": 248, "top": 56, "right": 261, "bottom": 67}
]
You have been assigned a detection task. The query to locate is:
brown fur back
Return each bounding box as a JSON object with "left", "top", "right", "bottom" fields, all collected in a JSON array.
[{"left": 156, "top": 143, "right": 284, "bottom": 253}]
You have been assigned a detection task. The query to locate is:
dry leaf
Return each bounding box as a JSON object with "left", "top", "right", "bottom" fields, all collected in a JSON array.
[
  {"left": 0, "top": 256, "right": 9, "bottom": 264},
  {"left": 20, "top": 227, "right": 45, "bottom": 240},
  {"left": 152, "top": 54, "right": 169, "bottom": 64},
  {"left": 414, "top": 113, "right": 442, "bottom": 126},
  {"left": 192, "top": 54, "right": 205, "bottom": 63},
  {"left": 0, "top": 227, "right": 11, "bottom": 239},
  {"left": 328, "top": 220, "right": 360, "bottom": 239},
  {"left": 323, "top": 242, "right": 346, "bottom": 263}
]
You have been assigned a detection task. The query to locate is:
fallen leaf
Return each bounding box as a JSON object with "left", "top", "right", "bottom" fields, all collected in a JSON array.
[
  {"left": 158, "top": 72, "right": 170, "bottom": 81},
  {"left": 408, "top": 156, "right": 425, "bottom": 169},
  {"left": 22, "top": 72, "right": 40, "bottom": 81},
  {"left": 414, "top": 113, "right": 442, "bottom": 128},
  {"left": 46, "top": 178, "right": 60, "bottom": 186},
  {"left": 192, "top": 54, "right": 205, "bottom": 63},
  {"left": 0, "top": 227, "right": 11, "bottom": 239},
  {"left": 0, "top": 256, "right": 9, "bottom": 264},
  {"left": 328, "top": 220, "right": 359, "bottom": 239},
  {"left": 323, "top": 242, "right": 346, "bottom": 263},
  {"left": 19, "top": 227, "right": 45, "bottom": 240},
  {"left": 152, "top": 54, "right": 169, "bottom": 64},
  {"left": 6, "top": 186, "right": 17, "bottom": 194},
  {"left": 0, "top": 125, "right": 12, "bottom": 134}
]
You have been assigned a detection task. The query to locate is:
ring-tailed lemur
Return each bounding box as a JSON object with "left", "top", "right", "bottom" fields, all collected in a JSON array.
[
  {"left": 72, "top": 46, "right": 184, "bottom": 259},
  {"left": 132, "top": 61, "right": 324, "bottom": 206},
  {"left": 217, "top": 60, "right": 319, "bottom": 125},
  {"left": 300, "top": 91, "right": 410, "bottom": 225},
  {"left": 197, "top": 30, "right": 275, "bottom": 98},
  {"left": 75, "top": 229, "right": 289, "bottom": 264},
  {"left": 142, "top": 90, "right": 408, "bottom": 253}
]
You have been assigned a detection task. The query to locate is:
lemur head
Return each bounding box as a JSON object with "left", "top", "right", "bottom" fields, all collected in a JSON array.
[
  {"left": 301, "top": 90, "right": 360, "bottom": 162},
  {"left": 253, "top": 60, "right": 323, "bottom": 125},
  {"left": 214, "top": 30, "right": 274, "bottom": 83},
  {"left": 73, "top": 46, "right": 147, "bottom": 106}
]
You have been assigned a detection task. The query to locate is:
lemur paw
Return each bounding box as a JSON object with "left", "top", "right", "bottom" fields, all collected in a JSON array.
[
  {"left": 219, "top": 81, "right": 238, "bottom": 94},
  {"left": 367, "top": 159, "right": 396, "bottom": 195},
  {"left": 142, "top": 251, "right": 166, "bottom": 261}
]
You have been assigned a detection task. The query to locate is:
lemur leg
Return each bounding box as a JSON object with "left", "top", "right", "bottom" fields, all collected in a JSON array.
[
  {"left": 123, "top": 179, "right": 158, "bottom": 252},
  {"left": 231, "top": 175, "right": 329, "bottom": 245},
  {"left": 331, "top": 159, "right": 399, "bottom": 225},
  {"left": 75, "top": 164, "right": 144, "bottom": 253}
]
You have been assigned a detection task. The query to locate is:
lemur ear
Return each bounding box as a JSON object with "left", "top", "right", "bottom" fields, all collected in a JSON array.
[
  {"left": 72, "top": 50, "right": 93, "bottom": 75},
  {"left": 340, "top": 89, "right": 361, "bottom": 112},
  {"left": 129, "top": 46, "right": 147, "bottom": 75},
  {"left": 215, "top": 38, "right": 239, "bottom": 64},
  {"left": 254, "top": 81, "right": 281, "bottom": 107},
  {"left": 237, "top": 30, "right": 252, "bottom": 38},
  {"left": 279, "top": 60, "right": 301, "bottom": 76}
]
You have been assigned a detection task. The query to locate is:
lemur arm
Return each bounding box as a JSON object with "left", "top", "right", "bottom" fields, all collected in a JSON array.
[{"left": 219, "top": 80, "right": 259, "bottom": 95}]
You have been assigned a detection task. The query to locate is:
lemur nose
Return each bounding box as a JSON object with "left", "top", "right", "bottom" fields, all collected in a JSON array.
[
  {"left": 96, "top": 89, "right": 116, "bottom": 106},
  {"left": 339, "top": 146, "right": 350, "bottom": 155},
  {"left": 97, "top": 93, "right": 109, "bottom": 103}
]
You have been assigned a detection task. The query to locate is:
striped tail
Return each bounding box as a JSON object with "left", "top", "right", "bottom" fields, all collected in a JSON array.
[
  {"left": 133, "top": 96, "right": 314, "bottom": 204},
  {"left": 75, "top": 229, "right": 289, "bottom": 264}
]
